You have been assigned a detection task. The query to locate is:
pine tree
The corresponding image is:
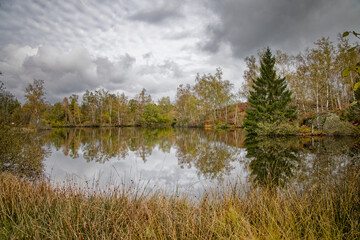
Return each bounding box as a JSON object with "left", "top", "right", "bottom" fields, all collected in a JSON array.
[{"left": 244, "top": 48, "right": 297, "bottom": 135}]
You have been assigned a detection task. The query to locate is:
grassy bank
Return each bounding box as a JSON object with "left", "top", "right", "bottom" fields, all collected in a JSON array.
[{"left": 1, "top": 171, "right": 359, "bottom": 239}]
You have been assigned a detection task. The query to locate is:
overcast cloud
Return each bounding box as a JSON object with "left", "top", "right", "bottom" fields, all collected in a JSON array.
[
  {"left": 205, "top": 0, "right": 360, "bottom": 57},
  {"left": 0, "top": 0, "right": 358, "bottom": 103}
]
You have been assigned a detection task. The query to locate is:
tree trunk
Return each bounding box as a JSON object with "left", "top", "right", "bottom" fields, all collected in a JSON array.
[
  {"left": 330, "top": 82, "right": 334, "bottom": 110},
  {"left": 326, "top": 83, "right": 329, "bottom": 111},
  {"left": 100, "top": 107, "right": 103, "bottom": 126},
  {"left": 350, "top": 66, "right": 356, "bottom": 101},
  {"left": 316, "top": 82, "right": 320, "bottom": 131},
  {"left": 78, "top": 110, "right": 81, "bottom": 124},
  {"left": 225, "top": 105, "right": 228, "bottom": 122},
  {"left": 234, "top": 103, "right": 238, "bottom": 126},
  {"left": 302, "top": 102, "right": 306, "bottom": 113},
  {"left": 109, "top": 104, "right": 112, "bottom": 125},
  {"left": 337, "top": 95, "right": 342, "bottom": 110},
  {"left": 117, "top": 108, "right": 120, "bottom": 126}
]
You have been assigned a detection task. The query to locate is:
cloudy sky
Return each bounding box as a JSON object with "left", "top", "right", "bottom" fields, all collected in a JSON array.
[{"left": 0, "top": 0, "right": 359, "bottom": 103}]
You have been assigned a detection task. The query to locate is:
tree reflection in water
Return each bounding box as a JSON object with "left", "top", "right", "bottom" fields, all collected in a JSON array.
[
  {"left": 41, "top": 128, "right": 360, "bottom": 186},
  {"left": 175, "top": 128, "right": 245, "bottom": 179},
  {"left": 244, "top": 135, "right": 360, "bottom": 188},
  {"left": 296, "top": 137, "right": 360, "bottom": 188},
  {"left": 244, "top": 136, "right": 300, "bottom": 187},
  {"left": 0, "top": 124, "right": 48, "bottom": 179},
  {"left": 45, "top": 128, "right": 245, "bottom": 180}
]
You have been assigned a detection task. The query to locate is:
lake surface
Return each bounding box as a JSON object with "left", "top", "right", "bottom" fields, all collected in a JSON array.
[{"left": 34, "top": 128, "right": 360, "bottom": 195}]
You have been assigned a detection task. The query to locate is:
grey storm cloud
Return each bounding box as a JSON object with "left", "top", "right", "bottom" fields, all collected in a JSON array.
[
  {"left": 0, "top": 44, "right": 184, "bottom": 103},
  {"left": 1, "top": 45, "right": 100, "bottom": 103},
  {"left": 204, "top": 0, "right": 360, "bottom": 58},
  {"left": 95, "top": 54, "right": 136, "bottom": 84},
  {"left": 0, "top": 0, "right": 358, "bottom": 103},
  {"left": 0, "top": 0, "right": 195, "bottom": 103},
  {"left": 128, "top": 2, "right": 184, "bottom": 24}
]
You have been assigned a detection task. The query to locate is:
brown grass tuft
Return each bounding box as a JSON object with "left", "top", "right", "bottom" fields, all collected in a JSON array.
[{"left": 1, "top": 169, "right": 359, "bottom": 239}]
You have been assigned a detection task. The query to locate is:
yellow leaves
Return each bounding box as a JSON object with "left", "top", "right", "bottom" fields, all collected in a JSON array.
[
  {"left": 353, "top": 82, "right": 360, "bottom": 92},
  {"left": 350, "top": 101, "right": 358, "bottom": 107},
  {"left": 342, "top": 68, "right": 351, "bottom": 77}
]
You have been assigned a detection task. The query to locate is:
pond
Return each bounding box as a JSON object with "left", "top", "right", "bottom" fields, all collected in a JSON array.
[{"left": 33, "top": 127, "right": 360, "bottom": 195}]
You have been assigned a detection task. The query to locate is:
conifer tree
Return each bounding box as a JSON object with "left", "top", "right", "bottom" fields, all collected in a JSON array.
[{"left": 244, "top": 48, "right": 297, "bottom": 135}]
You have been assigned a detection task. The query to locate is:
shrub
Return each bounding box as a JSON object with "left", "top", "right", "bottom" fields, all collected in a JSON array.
[
  {"left": 255, "top": 121, "right": 299, "bottom": 136},
  {"left": 322, "top": 113, "right": 355, "bottom": 135},
  {"left": 298, "top": 125, "right": 312, "bottom": 135},
  {"left": 214, "top": 121, "right": 231, "bottom": 129}
]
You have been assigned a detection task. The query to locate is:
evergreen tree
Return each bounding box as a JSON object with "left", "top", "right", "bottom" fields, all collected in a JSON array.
[{"left": 244, "top": 48, "right": 297, "bottom": 135}]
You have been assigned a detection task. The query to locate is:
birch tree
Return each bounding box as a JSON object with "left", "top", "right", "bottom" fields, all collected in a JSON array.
[{"left": 24, "top": 79, "right": 46, "bottom": 126}]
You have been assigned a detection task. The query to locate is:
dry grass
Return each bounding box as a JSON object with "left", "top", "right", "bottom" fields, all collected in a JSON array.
[{"left": 1, "top": 170, "right": 359, "bottom": 240}]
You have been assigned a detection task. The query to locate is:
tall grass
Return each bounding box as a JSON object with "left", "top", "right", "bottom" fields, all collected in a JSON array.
[{"left": 1, "top": 169, "right": 359, "bottom": 239}]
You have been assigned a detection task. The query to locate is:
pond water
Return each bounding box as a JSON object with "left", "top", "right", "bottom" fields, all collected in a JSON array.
[{"left": 35, "top": 127, "right": 360, "bottom": 195}]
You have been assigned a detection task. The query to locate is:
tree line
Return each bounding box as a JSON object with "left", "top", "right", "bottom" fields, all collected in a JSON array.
[
  {"left": 242, "top": 35, "right": 360, "bottom": 115},
  {"left": 0, "top": 81, "right": 176, "bottom": 127},
  {"left": 0, "top": 33, "right": 359, "bottom": 128},
  {"left": 0, "top": 68, "right": 236, "bottom": 128}
]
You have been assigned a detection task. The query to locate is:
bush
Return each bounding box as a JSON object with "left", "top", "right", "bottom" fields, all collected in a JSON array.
[
  {"left": 214, "top": 121, "right": 231, "bottom": 129},
  {"left": 255, "top": 121, "right": 299, "bottom": 136},
  {"left": 322, "top": 113, "right": 354, "bottom": 135},
  {"left": 301, "top": 113, "right": 355, "bottom": 135},
  {"left": 298, "top": 125, "right": 311, "bottom": 135}
]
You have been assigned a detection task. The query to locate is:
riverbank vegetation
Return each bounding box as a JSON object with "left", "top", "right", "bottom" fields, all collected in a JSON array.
[
  {"left": 1, "top": 34, "right": 359, "bottom": 134},
  {"left": 1, "top": 162, "right": 359, "bottom": 239}
]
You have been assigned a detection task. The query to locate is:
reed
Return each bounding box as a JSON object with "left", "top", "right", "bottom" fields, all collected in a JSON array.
[{"left": 1, "top": 169, "right": 359, "bottom": 239}]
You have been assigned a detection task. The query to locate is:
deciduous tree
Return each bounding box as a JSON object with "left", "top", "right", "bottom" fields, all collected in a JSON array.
[{"left": 24, "top": 79, "right": 46, "bottom": 126}]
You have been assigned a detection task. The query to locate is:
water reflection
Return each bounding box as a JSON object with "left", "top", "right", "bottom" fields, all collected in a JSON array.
[
  {"left": 45, "top": 128, "right": 245, "bottom": 180},
  {"left": 28, "top": 127, "right": 360, "bottom": 191},
  {"left": 245, "top": 135, "right": 360, "bottom": 188},
  {"left": 296, "top": 137, "right": 360, "bottom": 188},
  {"left": 245, "top": 136, "right": 300, "bottom": 187},
  {"left": 0, "top": 125, "right": 48, "bottom": 179},
  {"left": 176, "top": 129, "right": 244, "bottom": 179}
]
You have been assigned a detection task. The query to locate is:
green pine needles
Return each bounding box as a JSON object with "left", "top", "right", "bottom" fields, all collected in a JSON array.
[{"left": 244, "top": 48, "right": 297, "bottom": 135}]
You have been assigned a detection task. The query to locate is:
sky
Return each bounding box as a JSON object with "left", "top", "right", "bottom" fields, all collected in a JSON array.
[{"left": 0, "top": 0, "right": 359, "bottom": 104}]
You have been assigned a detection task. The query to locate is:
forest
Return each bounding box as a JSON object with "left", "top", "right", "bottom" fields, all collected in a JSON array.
[{"left": 0, "top": 33, "right": 359, "bottom": 134}]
